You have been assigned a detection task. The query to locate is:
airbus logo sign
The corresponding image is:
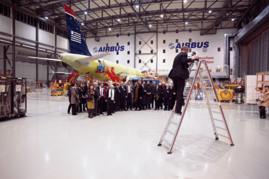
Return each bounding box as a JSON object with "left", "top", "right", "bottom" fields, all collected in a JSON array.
[
  {"left": 168, "top": 42, "right": 209, "bottom": 49},
  {"left": 93, "top": 45, "right": 125, "bottom": 53},
  {"left": 168, "top": 43, "right": 175, "bottom": 49},
  {"left": 93, "top": 47, "right": 98, "bottom": 53}
]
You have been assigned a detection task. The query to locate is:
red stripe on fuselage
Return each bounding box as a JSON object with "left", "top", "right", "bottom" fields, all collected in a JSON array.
[{"left": 64, "top": 4, "right": 76, "bottom": 18}]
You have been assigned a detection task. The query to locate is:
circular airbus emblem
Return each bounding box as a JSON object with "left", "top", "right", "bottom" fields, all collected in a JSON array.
[
  {"left": 93, "top": 47, "right": 98, "bottom": 53},
  {"left": 168, "top": 43, "right": 175, "bottom": 49}
]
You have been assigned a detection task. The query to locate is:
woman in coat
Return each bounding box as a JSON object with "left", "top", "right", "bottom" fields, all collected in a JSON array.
[
  {"left": 153, "top": 84, "right": 161, "bottom": 110},
  {"left": 133, "top": 82, "right": 139, "bottom": 110},
  {"left": 87, "top": 84, "right": 96, "bottom": 118},
  {"left": 70, "top": 83, "right": 79, "bottom": 115}
]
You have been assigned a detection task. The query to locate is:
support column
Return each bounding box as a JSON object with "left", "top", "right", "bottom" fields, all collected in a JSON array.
[
  {"left": 134, "top": 23, "right": 136, "bottom": 68},
  {"left": 12, "top": 7, "right": 15, "bottom": 78},
  {"left": 36, "top": 19, "right": 39, "bottom": 82},
  {"left": 54, "top": 26, "right": 57, "bottom": 72},
  {"left": 3, "top": 46, "right": 7, "bottom": 76},
  {"left": 156, "top": 21, "right": 158, "bottom": 73}
]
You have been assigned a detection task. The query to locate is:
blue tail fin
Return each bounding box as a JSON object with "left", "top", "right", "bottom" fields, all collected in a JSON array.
[{"left": 64, "top": 4, "right": 91, "bottom": 56}]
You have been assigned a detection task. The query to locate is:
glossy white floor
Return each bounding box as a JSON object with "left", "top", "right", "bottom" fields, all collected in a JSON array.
[{"left": 0, "top": 91, "right": 269, "bottom": 179}]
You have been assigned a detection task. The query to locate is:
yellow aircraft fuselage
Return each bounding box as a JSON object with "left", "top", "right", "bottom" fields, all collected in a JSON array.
[{"left": 60, "top": 53, "right": 142, "bottom": 81}]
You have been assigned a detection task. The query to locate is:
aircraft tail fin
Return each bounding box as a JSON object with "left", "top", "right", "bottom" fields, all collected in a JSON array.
[{"left": 64, "top": 4, "right": 91, "bottom": 56}]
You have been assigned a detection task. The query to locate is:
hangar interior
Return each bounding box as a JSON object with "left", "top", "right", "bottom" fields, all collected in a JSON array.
[{"left": 0, "top": 0, "right": 269, "bottom": 179}]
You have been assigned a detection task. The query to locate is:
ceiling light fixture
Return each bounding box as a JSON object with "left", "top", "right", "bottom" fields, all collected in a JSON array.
[
  {"left": 185, "top": 22, "right": 188, "bottom": 24},
  {"left": 81, "top": 22, "right": 84, "bottom": 25},
  {"left": 108, "top": 28, "right": 111, "bottom": 31},
  {"left": 45, "top": 16, "right": 48, "bottom": 19},
  {"left": 232, "top": 18, "right": 235, "bottom": 21},
  {"left": 84, "top": 11, "right": 88, "bottom": 15},
  {"left": 160, "top": 14, "right": 164, "bottom": 18},
  {"left": 209, "top": 10, "right": 212, "bottom": 13},
  {"left": 136, "top": 5, "right": 139, "bottom": 8},
  {"left": 184, "top": 0, "right": 187, "bottom": 3},
  {"left": 149, "top": 24, "right": 152, "bottom": 27},
  {"left": 117, "top": 18, "right": 121, "bottom": 22}
]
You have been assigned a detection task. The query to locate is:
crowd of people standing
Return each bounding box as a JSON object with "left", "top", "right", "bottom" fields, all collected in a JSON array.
[{"left": 67, "top": 80, "right": 177, "bottom": 118}]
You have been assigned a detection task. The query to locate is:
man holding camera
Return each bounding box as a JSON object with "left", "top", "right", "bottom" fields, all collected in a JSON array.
[{"left": 168, "top": 46, "right": 198, "bottom": 115}]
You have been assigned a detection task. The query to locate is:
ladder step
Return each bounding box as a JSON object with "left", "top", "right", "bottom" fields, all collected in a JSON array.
[
  {"left": 162, "top": 138, "right": 172, "bottom": 146},
  {"left": 209, "top": 103, "right": 219, "bottom": 106},
  {"left": 165, "top": 129, "right": 175, "bottom": 135},
  {"left": 216, "top": 133, "right": 229, "bottom": 139},
  {"left": 215, "top": 125, "right": 226, "bottom": 130},
  {"left": 212, "top": 111, "right": 221, "bottom": 114},
  {"left": 169, "top": 121, "right": 178, "bottom": 126},
  {"left": 213, "top": 118, "right": 223, "bottom": 122}
]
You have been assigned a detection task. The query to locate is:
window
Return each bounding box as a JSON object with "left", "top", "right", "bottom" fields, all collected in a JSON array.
[
  {"left": 176, "top": 29, "right": 179, "bottom": 33},
  {"left": 139, "top": 41, "right": 142, "bottom": 45},
  {"left": 117, "top": 34, "right": 119, "bottom": 37},
  {"left": 116, "top": 60, "right": 119, "bottom": 64},
  {"left": 176, "top": 49, "right": 179, "bottom": 53},
  {"left": 57, "top": 28, "right": 68, "bottom": 38},
  {"left": 230, "top": 47, "right": 233, "bottom": 51},
  {"left": 0, "top": 3, "right": 10, "bottom": 17},
  {"left": 139, "top": 50, "right": 141, "bottom": 54},
  {"left": 209, "top": 68, "right": 212, "bottom": 72},
  {"left": 163, "top": 30, "right": 166, "bottom": 34},
  {"left": 163, "top": 40, "right": 166, "bottom": 44},
  {"left": 216, "top": 67, "right": 221, "bottom": 72},
  {"left": 117, "top": 52, "right": 119, "bottom": 55},
  {"left": 163, "top": 59, "right": 166, "bottom": 63},
  {"left": 128, "top": 33, "right": 130, "bottom": 36},
  {"left": 189, "top": 49, "right": 192, "bottom": 52},
  {"left": 189, "top": 38, "right": 192, "bottom": 42},
  {"left": 163, "top": 49, "right": 166, "bottom": 53},
  {"left": 127, "top": 60, "right": 130, "bottom": 64},
  {"left": 127, "top": 51, "right": 130, "bottom": 55},
  {"left": 139, "top": 59, "right": 141, "bottom": 63},
  {"left": 176, "top": 39, "right": 178, "bottom": 43},
  {"left": 106, "top": 43, "right": 109, "bottom": 47},
  {"left": 189, "top": 28, "right": 192, "bottom": 33},
  {"left": 151, "top": 59, "right": 153, "bottom": 63},
  {"left": 116, "top": 42, "right": 119, "bottom": 46},
  {"left": 151, "top": 40, "right": 153, "bottom": 44},
  {"left": 151, "top": 50, "right": 153, "bottom": 54},
  {"left": 218, "top": 47, "right": 221, "bottom": 52},
  {"left": 127, "top": 42, "right": 130, "bottom": 45}
]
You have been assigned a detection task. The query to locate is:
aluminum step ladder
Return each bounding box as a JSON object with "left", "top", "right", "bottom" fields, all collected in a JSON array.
[{"left": 157, "top": 60, "right": 234, "bottom": 154}]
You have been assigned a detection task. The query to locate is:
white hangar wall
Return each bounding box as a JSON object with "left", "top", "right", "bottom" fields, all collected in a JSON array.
[
  {"left": 157, "top": 29, "right": 237, "bottom": 74},
  {"left": 86, "top": 35, "right": 135, "bottom": 68},
  {"left": 0, "top": 14, "right": 69, "bottom": 81},
  {"left": 87, "top": 29, "right": 236, "bottom": 77}
]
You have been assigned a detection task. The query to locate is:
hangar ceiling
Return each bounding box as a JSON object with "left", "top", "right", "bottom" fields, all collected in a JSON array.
[{"left": 4, "top": 0, "right": 264, "bottom": 37}]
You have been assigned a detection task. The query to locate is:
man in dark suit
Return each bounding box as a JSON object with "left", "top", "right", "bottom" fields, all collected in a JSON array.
[
  {"left": 115, "top": 83, "right": 121, "bottom": 112},
  {"left": 125, "top": 81, "right": 133, "bottom": 110},
  {"left": 98, "top": 83, "right": 105, "bottom": 115},
  {"left": 168, "top": 46, "right": 197, "bottom": 114},
  {"left": 119, "top": 81, "right": 127, "bottom": 111},
  {"left": 105, "top": 84, "right": 116, "bottom": 116},
  {"left": 93, "top": 82, "right": 100, "bottom": 116}
]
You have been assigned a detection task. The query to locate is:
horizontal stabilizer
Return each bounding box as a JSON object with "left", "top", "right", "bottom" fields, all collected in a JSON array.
[
  {"left": 126, "top": 75, "right": 137, "bottom": 82},
  {"left": 26, "top": 56, "right": 61, "bottom": 62},
  {"left": 75, "top": 52, "right": 110, "bottom": 66}
]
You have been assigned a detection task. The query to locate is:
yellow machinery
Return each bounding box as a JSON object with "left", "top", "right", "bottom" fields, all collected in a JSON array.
[{"left": 51, "top": 88, "right": 64, "bottom": 96}]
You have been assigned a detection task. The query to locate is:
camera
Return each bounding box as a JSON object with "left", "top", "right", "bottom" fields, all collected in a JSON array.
[{"left": 191, "top": 51, "right": 199, "bottom": 62}]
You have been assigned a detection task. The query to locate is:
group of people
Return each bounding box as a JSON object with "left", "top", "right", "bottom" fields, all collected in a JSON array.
[{"left": 67, "top": 80, "right": 178, "bottom": 118}]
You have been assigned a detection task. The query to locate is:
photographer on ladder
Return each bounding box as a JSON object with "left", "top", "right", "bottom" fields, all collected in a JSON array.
[{"left": 168, "top": 46, "right": 198, "bottom": 115}]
